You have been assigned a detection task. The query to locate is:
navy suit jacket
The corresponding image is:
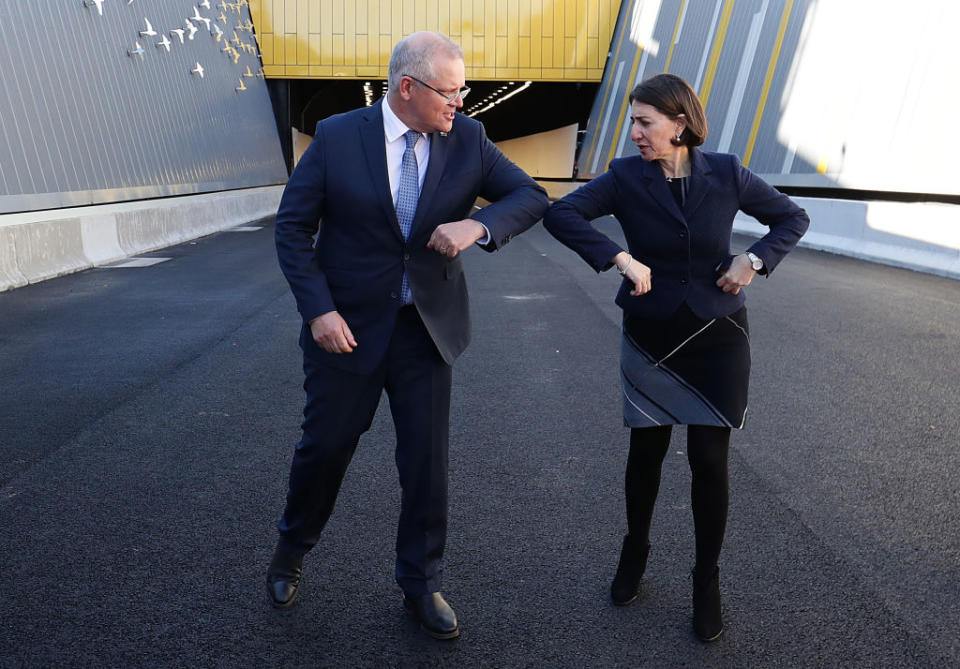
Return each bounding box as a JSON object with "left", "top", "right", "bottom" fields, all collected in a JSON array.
[
  {"left": 276, "top": 101, "right": 549, "bottom": 374},
  {"left": 543, "top": 148, "right": 809, "bottom": 320}
]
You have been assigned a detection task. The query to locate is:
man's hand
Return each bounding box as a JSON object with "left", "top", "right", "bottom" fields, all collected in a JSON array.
[
  {"left": 309, "top": 311, "right": 357, "bottom": 353},
  {"left": 716, "top": 253, "right": 757, "bottom": 295},
  {"left": 427, "top": 219, "right": 486, "bottom": 258}
]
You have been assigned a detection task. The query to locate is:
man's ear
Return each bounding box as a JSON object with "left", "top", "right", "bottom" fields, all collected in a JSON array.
[{"left": 398, "top": 76, "right": 415, "bottom": 101}]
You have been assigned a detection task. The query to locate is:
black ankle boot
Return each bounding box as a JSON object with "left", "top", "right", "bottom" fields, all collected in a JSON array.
[
  {"left": 610, "top": 535, "right": 650, "bottom": 605},
  {"left": 692, "top": 566, "right": 723, "bottom": 641}
]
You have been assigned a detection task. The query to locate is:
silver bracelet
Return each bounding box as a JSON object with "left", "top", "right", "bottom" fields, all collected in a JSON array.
[{"left": 617, "top": 255, "right": 633, "bottom": 275}]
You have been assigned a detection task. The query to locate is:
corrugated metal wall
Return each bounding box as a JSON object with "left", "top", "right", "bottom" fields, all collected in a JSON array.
[
  {"left": 250, "top": 0, "right": 622, "bottom": 81},
  {"left": 0, "top": 1, "right": 287, "bottom": 214},
  {"left": 579, "top": 0, "right": 960, "bottom": 197}
]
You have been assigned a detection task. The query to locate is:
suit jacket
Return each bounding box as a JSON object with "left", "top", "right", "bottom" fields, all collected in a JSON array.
[
  {"left": 543, "top": 148, "right": 809, "bottom": 320},
  {"left": 275, "top": 100, "right": 549, "bottom": 374}
]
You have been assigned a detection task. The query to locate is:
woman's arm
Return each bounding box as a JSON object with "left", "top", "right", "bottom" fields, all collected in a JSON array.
[
  {"left": 543, "top": 171, "right": 626, "bottom": 272},
  {"left": 732, "top": 155, "right": 810, "bottom": 275}
]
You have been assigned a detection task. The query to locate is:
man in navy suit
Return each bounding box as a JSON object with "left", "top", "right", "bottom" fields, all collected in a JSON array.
[{"left": 269, "top": 31, "right": 548, "bottom": 639}]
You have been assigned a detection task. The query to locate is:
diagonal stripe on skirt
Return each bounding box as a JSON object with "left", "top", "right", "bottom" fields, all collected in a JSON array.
[{"left": 620, "top": 304, "right": 751, "bottom": 429}]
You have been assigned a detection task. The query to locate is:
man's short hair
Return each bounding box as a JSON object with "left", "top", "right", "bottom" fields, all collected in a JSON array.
[{"left": 387, "top": 32, "right": 464, "bottom": 92}]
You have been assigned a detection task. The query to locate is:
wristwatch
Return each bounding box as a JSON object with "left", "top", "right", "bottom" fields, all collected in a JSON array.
[{"left": 745, "top": 251, "right": 764, "bottom": 271}]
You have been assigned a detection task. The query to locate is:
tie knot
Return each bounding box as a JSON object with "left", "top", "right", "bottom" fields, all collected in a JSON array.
[{"left": 404, "top": 130, "right": 420, "bottom": 149}]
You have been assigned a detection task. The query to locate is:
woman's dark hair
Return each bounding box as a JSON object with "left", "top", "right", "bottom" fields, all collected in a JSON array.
[{"left": 629, "top": 73, "right": 707, "bottom": 147}]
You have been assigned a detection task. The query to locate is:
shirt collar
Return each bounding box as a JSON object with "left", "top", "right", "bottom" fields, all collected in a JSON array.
[{"left": 382, "top": 97, "right": 423, "bottom": 144}]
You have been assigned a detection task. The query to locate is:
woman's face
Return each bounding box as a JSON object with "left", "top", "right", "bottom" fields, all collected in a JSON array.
[{"left": 629, "top": 101, "right": 685, "bottom": 162}]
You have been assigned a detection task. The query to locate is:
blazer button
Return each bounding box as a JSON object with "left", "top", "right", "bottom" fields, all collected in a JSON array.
[
  {"left": 390, "top": 291, "right": 398, "bottom": 299},
  {"left": 403, "top": 253, "right": 411, "bottom": 261},
  {"left": 680, "top": 278, "right": 688, "bottom": 284},
  {"left": 679, "top": 231, "right": 686, "bottom": 238}
]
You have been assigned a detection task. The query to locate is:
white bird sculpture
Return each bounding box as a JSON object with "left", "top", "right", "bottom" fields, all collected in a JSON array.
[
  {"left": 191, "top": 6, "right": 212, "bottom": 30},
  {"left": 170, "top": 28, "right": 185, "bottom": 43},
  {"left": 185, "top": 19, "right": 199, "bottom": 40},
  {"left": 191, "top": 62, "right": 205, "bottom": 78},
  {"left": 139, "top": 18, "right": 157, "bottom": 37},
  {"left": 82, "top": 0, "right": 105, "bottom": 16},
  {"left": 156, "top": 34, "right": 171, "bottom": 52},
  {"left": 128, "top": 41, "right": 145, "bottom": 59}
]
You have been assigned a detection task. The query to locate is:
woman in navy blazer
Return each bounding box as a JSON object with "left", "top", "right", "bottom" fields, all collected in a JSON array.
[{"left": 544, "top": 74, "right": 808, "bottom": 641}]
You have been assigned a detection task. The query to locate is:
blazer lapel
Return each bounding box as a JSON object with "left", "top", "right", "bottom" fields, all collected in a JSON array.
[
  {"left": 641, "top": 158, "right": 685, "bottom": 224},
  {"left": 358, "top": 104, "right": 404, "bottom": 241},
  {"left": 682, "top": 147, "right": 713, "bottom": 218},
  {"left": 409, "top": 130, "right": 449, "bottom": 240}
]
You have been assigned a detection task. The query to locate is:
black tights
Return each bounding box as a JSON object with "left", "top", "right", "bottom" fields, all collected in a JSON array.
[{"left": 625, "top": 425, "right": 730, "bottom": 575}]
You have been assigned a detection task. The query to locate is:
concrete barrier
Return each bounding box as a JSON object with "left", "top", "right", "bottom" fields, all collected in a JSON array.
[
  {"left": 0, "top": 186, "right": 284, "bottom": 293},
  {"left": 734, "top": 197, "right": 960, "bottom": 280}
]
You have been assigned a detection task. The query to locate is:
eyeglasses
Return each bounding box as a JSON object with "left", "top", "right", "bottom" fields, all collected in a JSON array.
[{"left": 403, "top": 74, "right": 470, "bottom": 104}]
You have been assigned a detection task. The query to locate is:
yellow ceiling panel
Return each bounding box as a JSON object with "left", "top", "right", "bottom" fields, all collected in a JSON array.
[{"left": 249, "top": 0, "right": 622, "bottom": 81}]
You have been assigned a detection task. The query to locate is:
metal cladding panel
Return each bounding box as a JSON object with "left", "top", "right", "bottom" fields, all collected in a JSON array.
[
  {"left": 0, "top": 1, "right": 287, "bottom": 214},
  {"left": 580, "top": 0, "right": 960, "bottom": 197}
]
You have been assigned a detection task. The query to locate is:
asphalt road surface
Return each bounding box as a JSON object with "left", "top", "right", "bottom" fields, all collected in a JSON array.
[{"left": 1, "top": 217, "right": 957, "bottom": 668}]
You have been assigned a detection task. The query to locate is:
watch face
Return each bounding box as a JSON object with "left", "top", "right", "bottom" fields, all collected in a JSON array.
[{"left": 748, "top": 253, "right": 762, "bottom": 270}]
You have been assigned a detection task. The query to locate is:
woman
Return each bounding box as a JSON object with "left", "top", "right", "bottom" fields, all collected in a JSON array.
[{"left": 543, "top": 74, "right": 809, "bottom": 641}]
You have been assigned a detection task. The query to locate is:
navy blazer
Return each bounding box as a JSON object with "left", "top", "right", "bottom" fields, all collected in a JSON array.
[
  {"left": 543, "top": 148, "right": 809, "bottom": 320},
  {"left": 275, "top": 101, "right": 548, "bottom": 374}
]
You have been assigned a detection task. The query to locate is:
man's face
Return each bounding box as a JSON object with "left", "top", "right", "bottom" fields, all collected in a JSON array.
[{"left": 406, "top": 56, "right": 466, "bottom": 134}]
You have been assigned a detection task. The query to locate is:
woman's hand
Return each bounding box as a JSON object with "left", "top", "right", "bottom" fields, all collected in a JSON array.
[
  {"left": 716, "top": 253, "right": 756, "bottom": 295},
  {"left": 614, "top": 252, "right": 652, "bottom": 296}
]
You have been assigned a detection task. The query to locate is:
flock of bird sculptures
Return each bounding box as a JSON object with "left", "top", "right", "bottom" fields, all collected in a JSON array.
[{"left": 82, "top": 0, "right": 264, "bottom": 92}]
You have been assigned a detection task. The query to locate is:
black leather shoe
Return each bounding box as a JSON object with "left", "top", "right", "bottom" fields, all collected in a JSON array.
[
  {"left": 403, "top": 592, "right": 459, "bottom": 639},
  {"left": 610, "top": 535, "right": 650, "bottom": 605},
  {"left": 266, "top": 546, "right": 303, "bottom": 609},
  {"left": 692, "top": 566, "right": 724, "bottom": 642}
]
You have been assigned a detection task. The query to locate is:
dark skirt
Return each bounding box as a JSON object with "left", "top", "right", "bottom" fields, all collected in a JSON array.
[{"left": 620, "top": 303, "right": 750, "bottom": 429}]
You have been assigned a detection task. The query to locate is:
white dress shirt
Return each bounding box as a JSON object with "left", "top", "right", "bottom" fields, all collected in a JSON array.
[
  {"left": 381, "top": 97, "right": 490, "bottom": 245},
  {"left": 382, "top": 97, "right": 429, "bottom": 204}
]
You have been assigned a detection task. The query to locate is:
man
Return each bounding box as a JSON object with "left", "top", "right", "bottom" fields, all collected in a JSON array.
[{"left": 269, "top": 31, "right": 548, "bottom": 639}]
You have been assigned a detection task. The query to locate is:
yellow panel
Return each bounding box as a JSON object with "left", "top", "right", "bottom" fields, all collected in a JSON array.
[
  {"left": 255, "top": 0, "right": 623, "bottom": 80},
  {"left": 357, "top": 35, "right": 368, "bottom": 65},
  {"left": 356, "top": 0, "right": 367, "bottom": 32},
  {"left": 308, "top": 0, "right": 320, "bottom": 32},
  {"left": 438, "top": 0, "right": 449, "bottom": 35},
  {"left": 285, "top": 0, "right": 296, "bottom": 33},
  {"left": 261, "top": 34, "right": 275, "bottom": 65},
  {"left": 496, "top": 36, "right": 508, "bottom": 68},
  {"left": 272, "top": 0, "right": 284, "bottom": 34},
  {"left": 542, "top": 36, "right": 552, "bottom": 68},
  {"left": 285, "top": 34, "right": 298, "bottom": 64},
  {"left": 332, "top": 0, "right": 343, "bottom": 33},
  {"left": 449, "top": 1, "right": 461, "bottom": 37},
  {"left": 381, "top": 1, "right": 391, "bottom": 36},
  {"left": 472, "top": 0, "right": 483, "bottom": 37},
  {"left": 403, "top": 1, "right": 415, "bottom": 34},
  {"left": 587, "top": 0, "right": 598, "bottom": 38}
]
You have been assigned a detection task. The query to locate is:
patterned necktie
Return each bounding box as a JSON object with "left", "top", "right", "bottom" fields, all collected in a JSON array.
[{"left": 396, "top": 129, "right": 420, "bottom": 304}]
